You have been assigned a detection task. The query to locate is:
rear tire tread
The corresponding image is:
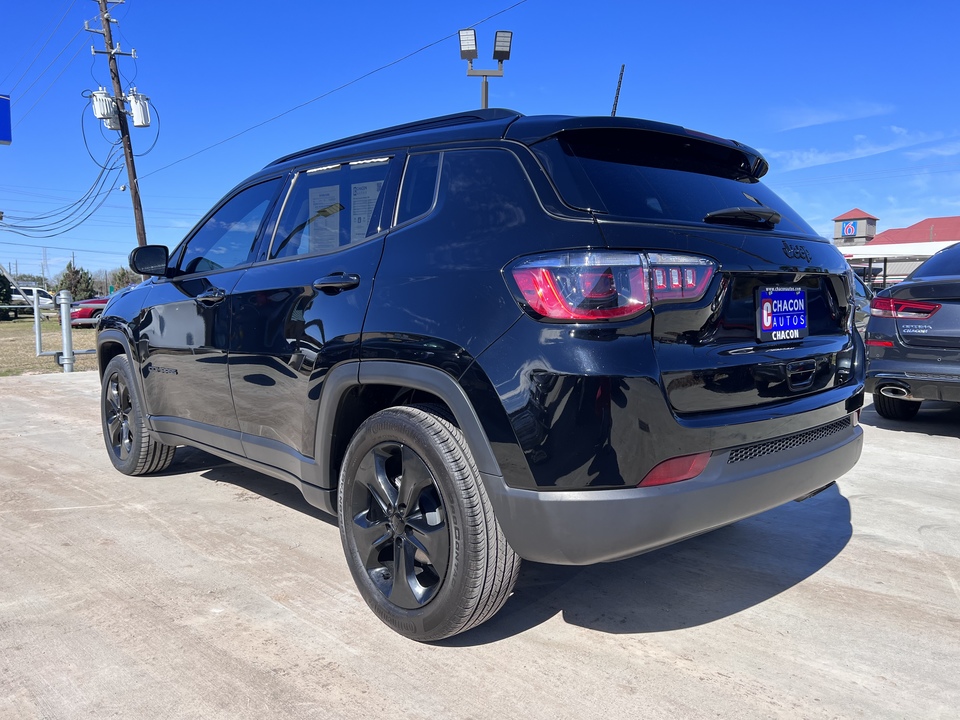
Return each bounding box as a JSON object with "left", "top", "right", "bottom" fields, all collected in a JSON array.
[
  {"left": 338, "top": 404, "right": 520, "bottom": 641},
  {"left": 873, "top": 391, "right": 921, "bottom": 421}
]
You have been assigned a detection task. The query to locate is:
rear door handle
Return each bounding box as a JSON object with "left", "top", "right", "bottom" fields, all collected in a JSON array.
[
  {"left": 196, "top": 287, "right": 226, "bottom": 305},
  {"left": 313, "top": 273, "right": 361, "bottom": 293}
]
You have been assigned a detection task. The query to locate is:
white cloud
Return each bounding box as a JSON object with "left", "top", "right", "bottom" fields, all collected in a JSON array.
[
  {"left": 772, "top": 102, "right": 895, "bottom": 131},
  {"left": 903, "top": 141, "right": 960, "bottom": 160},
  {"left": 764, "top": 129, "right": 943, "bottom": 172}
]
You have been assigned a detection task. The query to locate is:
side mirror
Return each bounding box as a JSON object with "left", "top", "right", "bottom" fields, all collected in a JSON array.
[{"left": 129, "top": 245, "right": 170, "bottom": 277}]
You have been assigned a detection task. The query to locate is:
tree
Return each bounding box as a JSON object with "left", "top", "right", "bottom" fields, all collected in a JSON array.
[
  {"left": 110, "top": 266, "right": 140, "bottom": 291},
  {"left": 54, "top": 262, "right": 97, "bottom": 301},
  {"left": 0, "top": 273, "right": 11, "bottom": 321},
  {"left": 13, "top": 273, "right": 46, "bottom": 287}
]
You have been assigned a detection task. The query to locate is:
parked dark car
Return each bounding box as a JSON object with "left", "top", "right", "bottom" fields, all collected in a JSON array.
[
  {"left": 852, "top": 272, "right": 874, "bottom": 336},
  {"left": 97, "top": 109, "right": 865, "bottom": 641},
  {"left": 70, "top": 296, "right": 109, "bottom": 326},
  {"left": 865, "top": 241, "right": 960, "bottom": 420}
]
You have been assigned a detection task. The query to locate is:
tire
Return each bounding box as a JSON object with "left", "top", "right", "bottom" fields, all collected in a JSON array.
[
  {"left": 873, "top": 391, "right": 921, "bottom": 421},
  {"left": 101, "top": 355, "right": 176, "bottom": 475},
  {"left": 338, "top": 405, "right": 520, "bottom": 642}
]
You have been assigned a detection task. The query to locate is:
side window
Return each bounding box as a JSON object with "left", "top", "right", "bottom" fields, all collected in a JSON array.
[
  {"left": 396, "top": 153, "right": 440, "bottom": 225},
  {"left": 179, "top": 178, "right": 281, "bottom": 275},
  {"left": 270, "top": 157, "right": 392, "bottom": 260},
  {"left": 437, "top": 149, "right": 535, "bottom": 233}
]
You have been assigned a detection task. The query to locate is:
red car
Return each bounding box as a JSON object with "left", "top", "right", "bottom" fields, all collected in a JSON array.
[{"left": 70, "top": 296, "right": 109, "bottom": 327}]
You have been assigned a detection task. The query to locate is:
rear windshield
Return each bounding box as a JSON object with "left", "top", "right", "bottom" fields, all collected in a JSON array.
[
  {"left": 532, "top": 129, "right": 816, "bottom": 236},
  {"left": 909, "top": 243, "right": 960, "bottom": 279}
]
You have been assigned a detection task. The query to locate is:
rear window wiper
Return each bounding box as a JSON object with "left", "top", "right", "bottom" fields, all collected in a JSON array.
[{"left": 703, "top": 206, "right": 781, "bottom": 229}]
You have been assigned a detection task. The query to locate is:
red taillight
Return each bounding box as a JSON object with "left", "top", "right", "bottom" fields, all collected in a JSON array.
[
  {"left": 509, "top": 251, "right": 716, "bottom": 322},
  {"left": 511, "top": 252, "right": 650, "bottom": 321},
  {"left": 865, "top": 339, "right": 894, "bottom": 347},
  {"left": 869, "top": 296, "right": 941, "bottom": 319},
  {"left": 648, "top": 253, "right": 716, "bottom": 302},
  {"left": 639, "top": 452, "right": 712, "bottom": 487}
]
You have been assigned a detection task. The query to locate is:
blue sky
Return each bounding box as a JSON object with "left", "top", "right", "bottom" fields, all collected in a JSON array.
[{"left": 2, "top": 0, "right": 959, "bottom": 280}]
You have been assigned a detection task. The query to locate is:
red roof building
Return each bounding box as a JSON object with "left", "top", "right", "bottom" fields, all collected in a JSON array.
[{"left": 869, "top": 216, "right": 960, "bottom": 245}]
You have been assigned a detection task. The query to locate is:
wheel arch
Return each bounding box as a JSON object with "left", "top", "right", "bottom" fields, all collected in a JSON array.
[
  {"left": 315, "top": 360, "right": 504, "bottom": 492},
  {"left": 96, "top": 328, "right": 135, "bottom": 379}
]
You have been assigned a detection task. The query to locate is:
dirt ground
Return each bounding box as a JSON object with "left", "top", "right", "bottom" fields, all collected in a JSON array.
[{"left": 0, "top": 317, "right": 98, "bottom": 375}]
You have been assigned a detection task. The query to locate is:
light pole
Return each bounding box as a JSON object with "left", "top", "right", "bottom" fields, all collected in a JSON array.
[{"left": 458, "top": 29, "right": 513, "bottom": 109}]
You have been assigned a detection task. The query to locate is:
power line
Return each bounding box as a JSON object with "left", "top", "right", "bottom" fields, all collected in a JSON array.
[
  {"left": 141, "top": 0, "right": 530, "bottom": 180},
  {"left": 11, "top": 26, "right": 85, "bottom": 109},
  {"left": 2, "top": 0, "right": 79, "bottom": 91},
  {"left": 13, "top": 38, "right": 88, "bottom": 128},
  {"left": 0, "top": 239, "right": 127, "bottom": 257}
]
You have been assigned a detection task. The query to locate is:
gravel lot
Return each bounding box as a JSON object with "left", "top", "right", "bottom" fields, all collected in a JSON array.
[{"left": 1, "top": 372, "right": 958, "bottom": 719}]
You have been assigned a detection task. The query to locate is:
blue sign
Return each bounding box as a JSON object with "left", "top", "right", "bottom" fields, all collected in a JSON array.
[
  {"left": 0, "top": 95, "right": 11, "bottom": 145},
  {"left": 842, "top": 220, "right": 858, "bottom": 237},
  {"left": 0, "top": 95, "right": 10, "bottom": 145}
]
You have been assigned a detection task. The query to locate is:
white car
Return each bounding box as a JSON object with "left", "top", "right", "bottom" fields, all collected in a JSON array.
[{"left": 10, "top": 287, "right": 56, "bottom": 308}]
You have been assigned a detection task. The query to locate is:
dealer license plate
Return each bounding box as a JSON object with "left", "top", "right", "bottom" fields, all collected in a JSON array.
[{"left": 756, "top": 286, "right": 808, "bottom": 342}]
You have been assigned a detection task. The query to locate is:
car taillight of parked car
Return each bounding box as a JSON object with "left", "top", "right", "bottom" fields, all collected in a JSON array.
[
  {"left": 869, "top": 297, "right": 941, "bottom": 319},
  {"left": 509, "top": 251, "right": 717, "bottom": 322}
]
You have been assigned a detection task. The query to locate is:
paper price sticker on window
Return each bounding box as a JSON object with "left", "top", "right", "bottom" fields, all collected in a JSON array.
[{"left": 756, "top": 286, "right": 808, "bottom": 342}]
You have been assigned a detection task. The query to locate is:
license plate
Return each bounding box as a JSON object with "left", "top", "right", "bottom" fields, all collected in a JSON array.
[{"left": 756, "top": 286, "right": 808, "bottom": 342}]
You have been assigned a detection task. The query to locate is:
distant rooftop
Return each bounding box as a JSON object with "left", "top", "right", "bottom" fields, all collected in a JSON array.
[
  {"left": 833, "top": 208, "right": 879, "bottom": 222},
  {"left": 871, "top": 216, "right": 960, "bottom": 245}
]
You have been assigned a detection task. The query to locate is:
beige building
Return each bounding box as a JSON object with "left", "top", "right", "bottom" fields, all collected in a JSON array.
[{"left": 832, "top": 208, "right": 878, "bottom": 247}]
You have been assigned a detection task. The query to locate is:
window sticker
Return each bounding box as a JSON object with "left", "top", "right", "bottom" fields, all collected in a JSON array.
[
  {"left": 308, "top": 185, "right": 341, "bottom": 252},
  {"left": 351, "top": 181, "right": 383, "bottom": 243}
]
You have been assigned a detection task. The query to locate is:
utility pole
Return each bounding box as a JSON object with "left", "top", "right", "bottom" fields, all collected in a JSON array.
[{"left": 88, "top": 0, "right": 147, "bottom": 247}]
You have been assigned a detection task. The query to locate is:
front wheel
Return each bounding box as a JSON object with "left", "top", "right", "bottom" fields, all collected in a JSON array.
[
  {"left": 338, "top": 405, "right": 520, "bottom": 641},
  {"left": 101, "top": 355, "right": 176, "bottom": 475}
]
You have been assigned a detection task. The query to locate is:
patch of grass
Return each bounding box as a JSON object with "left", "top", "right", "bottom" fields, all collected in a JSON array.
[{"left": 0, "top": 317, "right": 99, "bottom": 375}]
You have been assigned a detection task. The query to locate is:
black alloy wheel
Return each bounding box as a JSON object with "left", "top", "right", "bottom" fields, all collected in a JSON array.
[
  {"left": 348, "top": 440, "right": 450, "bottom": 609},
  {"left": 101, "top": 355, "right": 176, "bottom": 475},
  {"left": 338, "top": 405, "right": 520, "bottom": 641}
]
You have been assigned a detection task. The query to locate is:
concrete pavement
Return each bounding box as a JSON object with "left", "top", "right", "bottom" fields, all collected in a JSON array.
[{"left": 1, "top": 372, "right": 958, "bottom": 719}]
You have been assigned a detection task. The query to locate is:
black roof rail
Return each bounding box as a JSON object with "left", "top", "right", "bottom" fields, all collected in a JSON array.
[{"left": 268, "top": 108, "right": 523, "bottom": 167}]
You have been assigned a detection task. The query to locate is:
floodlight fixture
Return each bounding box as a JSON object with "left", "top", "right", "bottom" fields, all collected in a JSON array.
[
  {"left": 459, "top": 29, "right": 478, "bottom": 61},
  {"left": 458, "top": 29, "right": 514, "bottom": 109},
  {"left": 493, "top": 31, "right": 513, "bottom": 62}
]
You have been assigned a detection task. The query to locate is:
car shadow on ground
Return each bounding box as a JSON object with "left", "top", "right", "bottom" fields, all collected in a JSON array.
[
  {"left": 443, "top": 485, "right": 852, "bottom": 645},
  {"left": 158, "top": 446, "right": 337, "bottom": 527},
  {"left": 859, "top": 399, "right": 960, "bottom": 439},
  {"left": 154, "top": 447, "right": 851, "bottom": 645}
]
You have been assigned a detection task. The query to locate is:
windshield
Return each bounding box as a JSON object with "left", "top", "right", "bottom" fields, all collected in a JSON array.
[{"left": 532, "top": 129, "right": 817, "bottom": 236}]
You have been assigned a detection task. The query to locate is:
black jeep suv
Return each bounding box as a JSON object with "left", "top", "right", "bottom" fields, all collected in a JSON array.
[{"left": 98, "top": 109, "right": 865, "bottom": 641}]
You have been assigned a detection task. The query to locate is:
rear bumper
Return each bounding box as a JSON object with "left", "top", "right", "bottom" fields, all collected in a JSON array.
[
  {"left": 483, "top": 413, "right": 862, "bottom": 565},
  {"left": 866, "top": 360, "right": 960, "bottom": 403}
]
